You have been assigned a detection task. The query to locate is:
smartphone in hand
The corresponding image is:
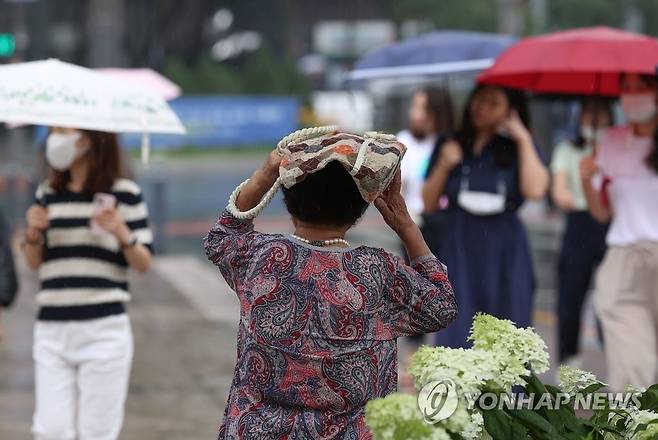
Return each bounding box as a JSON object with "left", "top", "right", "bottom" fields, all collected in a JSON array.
[{"left": 90, "top": 193, "right": 117, "bottom": 235}]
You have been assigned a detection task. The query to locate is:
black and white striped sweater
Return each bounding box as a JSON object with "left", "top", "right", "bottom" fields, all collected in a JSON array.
[{"left": 35, "top": 178, "right": 153, "bottom": 321}]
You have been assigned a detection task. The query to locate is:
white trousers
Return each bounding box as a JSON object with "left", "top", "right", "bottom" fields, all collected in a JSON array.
[
  {"left": 595, "top": 242, "right": 658, "bottom": 391},
  {"left": 32, "top": 314, "right": 133, "bottom": 440}
]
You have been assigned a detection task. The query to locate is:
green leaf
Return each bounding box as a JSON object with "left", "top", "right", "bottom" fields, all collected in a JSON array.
[
  {"left": 523, "top": 373, "right": 554, "bottom": 423},
  {"left": 546, "top": 384, "right": 563, "bottom": 397},
  {"left": 615, "top": 416, "right": 628, "bottom": 430},
  {"left": 639, "top": 385, "right": 658, "bottom": 411},
  {"left": 595, "top": 421, "right": 625, "bottom": 434},
  {"left": 525, "top": 372, "right": 550, "bottom": 395},
  {"left": 523, "top": 372, "right": 580, "bottom": 433},
  {"left": 510, "top": 421, "right": 529, "bottom": 439},
  {"left": 508, "top": 408, "right": 562, "bottom": 435},
  {"left": 483, "top": 409, "right": 514, "bottom": 440},
  {"left": 579, "top": 382, "right": 606, "bottom": 395},
  {"left": 559, "top": 407, "right": 589, "bottom": 434},
  {"left": 634, "top": 419, "right": 658, "bottom": 435}
]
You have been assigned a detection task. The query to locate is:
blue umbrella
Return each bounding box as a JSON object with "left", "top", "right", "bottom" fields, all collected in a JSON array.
[{"left": 349, "top": 31, "right": 517, "bottom": 81}]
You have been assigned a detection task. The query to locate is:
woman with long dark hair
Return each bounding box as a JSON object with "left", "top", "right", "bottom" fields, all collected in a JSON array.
[
  {"left": 551, "top": 98, "right": 612, "bottom": 368},
  {"left": 22, "top": 127, "right": 152, "bottom": 439},
  {"left": 580, "top": 73, "right": 658, "bottom": 391},
  {"left": 423, "top": 84, "right": 549, "bottom": 348}
]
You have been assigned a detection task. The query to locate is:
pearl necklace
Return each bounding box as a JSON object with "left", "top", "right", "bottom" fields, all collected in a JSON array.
[{"left": 290, "top": 234, "right": 350, "bottom": 248}]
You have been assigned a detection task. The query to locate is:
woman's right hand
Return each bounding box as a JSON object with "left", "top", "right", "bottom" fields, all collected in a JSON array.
[
  {"left": 377, "top": 169, "right": 432, "bottom": 260},
  {"left": 26, "top": 205, "right": 49, "bottom": 234},
  {"left": 579, "top": 155, "right": 598, "bottom": 181},
  {"left": 438, "top": 141, "right": 463, "bottom": 171}
]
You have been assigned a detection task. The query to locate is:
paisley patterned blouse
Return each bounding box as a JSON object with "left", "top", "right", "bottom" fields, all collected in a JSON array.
[{"left": 203, "top": 210, "right": 457, "bottom": 439}]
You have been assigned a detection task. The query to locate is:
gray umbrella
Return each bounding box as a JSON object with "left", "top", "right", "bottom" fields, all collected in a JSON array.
[{"left": 349, "top": 31, "right": 517, "bottom": 81}]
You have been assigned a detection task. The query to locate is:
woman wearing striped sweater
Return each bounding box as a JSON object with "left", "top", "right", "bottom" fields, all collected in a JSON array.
[{"left": 22, "top": 127, "right": 152, "bottom": 440}]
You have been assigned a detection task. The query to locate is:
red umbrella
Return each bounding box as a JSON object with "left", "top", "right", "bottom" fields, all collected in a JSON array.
[{"left": 478, "top": 26, "right": 658, "bottom": 96}]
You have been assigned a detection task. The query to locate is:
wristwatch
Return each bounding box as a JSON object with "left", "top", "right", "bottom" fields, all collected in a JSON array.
[{"left": 120, "top": 234, "right": 138, "bottom": 250}]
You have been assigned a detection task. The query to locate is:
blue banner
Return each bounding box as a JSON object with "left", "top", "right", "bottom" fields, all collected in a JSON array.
[{"left": 122, "top": 96, "right": 299, "bottom": 149}]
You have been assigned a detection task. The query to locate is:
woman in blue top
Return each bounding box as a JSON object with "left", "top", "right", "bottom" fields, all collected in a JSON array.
[{"left": 423, "top": 84, "right": 549, "bottom": 348}]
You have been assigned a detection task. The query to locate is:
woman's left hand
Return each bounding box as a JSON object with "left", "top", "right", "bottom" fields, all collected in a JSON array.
[
  {"left": 499, "top": 110, "right": 531, "bottom": 144},
  {"left": 374, "top": 169, "right": 415, "bottom": 235},
  {"left": 94, "top": 207, "right": 131, "bottom": 243},
  {"left": 260, "top": 150, "right": 283, "bottom": 183}
]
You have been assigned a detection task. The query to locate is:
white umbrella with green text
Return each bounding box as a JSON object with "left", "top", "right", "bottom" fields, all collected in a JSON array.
[{"left": 0, "top": 59, "right": 186, "bottom": 162}]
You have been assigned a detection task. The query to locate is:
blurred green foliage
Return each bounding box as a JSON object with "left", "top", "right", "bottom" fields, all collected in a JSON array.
[
  {"left": 386, "top": 0, "right": 498, "bottom": 32},
  {"left": 165, "top": 0, "right": 658, "bottom": 95},
  {"left": 164, "top": 47, "right": 310, "bottom": 96},
  {"left": 388, "top": 0, "right": 658, "bottom": 36},
  {"left": 547, "top": 0, "right": 625, "bottom": 30}
]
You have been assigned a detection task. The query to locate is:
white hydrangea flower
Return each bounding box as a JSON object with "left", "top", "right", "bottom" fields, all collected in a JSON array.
[
  {"left": 469, "top": 313, "right": 550, "bottom": 375},
  {"left": 365, "top": 393, "right": 453, "bottom": 440},
  {"left": 558, "top": 365, "right": 605, "bottom": 397},
  {"left": 626, "top": 409, "right": 658, "bottom": 440},
  {"left": 429, "top": 429, "right": 453, "bottom": 440},
  {"left": 411, "top": 314, "right": 552, "bottom": 399},
  {"left": 625, "top": 384, "right": 647, "bottom": 395},
  {"left": 409, "top": 346, "right": 502, "bottom": 397},
  {"left": 439, "top": 397, "right": 472, "bottom": 433},
  {"left": 459, "top": 410, "right": 484, "bottom": 440},
  {"left": 398, "top": 314, "right": 556, "bottom": 440}
]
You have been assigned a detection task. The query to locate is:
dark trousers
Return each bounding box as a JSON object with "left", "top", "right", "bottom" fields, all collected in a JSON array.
[{"left": 557, "top": 211, "right": 608, "bottom": 362}]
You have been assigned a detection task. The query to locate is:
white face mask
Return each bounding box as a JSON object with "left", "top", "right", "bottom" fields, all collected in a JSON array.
[
  {"left": 456, "top": 166, "right": 507, "bottom": 216},
  {"left": 621, "top": 93, "right": 657, "bottom": 123},
  {"left": 458, "top": 191, "right": 506, "bottom": 215},
  {"left": 580, "top": 126, "right": 606, "bottom": 143},
  {"left": 46, "top": 132, "right": 83, "bottom": 171}
]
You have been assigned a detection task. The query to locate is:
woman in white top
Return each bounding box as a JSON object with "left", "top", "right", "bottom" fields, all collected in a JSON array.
[
  {"left": 551, "top": 98, "right": 611, "bottom": 367},
  {"left": 580, "top": 73, "right": 658, "bottom": 391},
  {"left": 398, "top": 87, "right": 454, "bottom": 223}
]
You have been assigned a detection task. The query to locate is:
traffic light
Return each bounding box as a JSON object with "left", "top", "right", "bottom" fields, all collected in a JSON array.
[{"left": 0, "top": 34, "right": 16, "bottom": 57}]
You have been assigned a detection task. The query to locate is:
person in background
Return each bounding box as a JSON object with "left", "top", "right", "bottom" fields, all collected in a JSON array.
[
  {"left": 397, "top": 86, "right": 455, "bottom": 225},
  {"left": 0, "top": 206, "right": 19, "bottom": 341},
  {"left": 22, "top": 127, "right": 152, "bottom": 440},
  {"left": 580, "top": 73, "right": 658, "bottom": 391},
  {"left": 396, "top": 87, "right": 454, "bottom": 348},
  {"left": 551, "top": 98, "right": 612, "bottom": 368},
  {"left": 423, "top": 84, "right": 549, "bottom": 349}
]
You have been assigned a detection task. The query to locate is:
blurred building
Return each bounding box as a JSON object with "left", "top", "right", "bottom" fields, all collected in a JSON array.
[
  {"left": 0, "top": 0, "right": 432, "bottom": 88},
  {"left": 0, "top": 0, "right": 217, "bottom": 67}
]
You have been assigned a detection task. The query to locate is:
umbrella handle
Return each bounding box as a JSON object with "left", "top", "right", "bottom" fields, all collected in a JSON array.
[{"left": 141, "top": 132, "right": 150, "bottom": 166}]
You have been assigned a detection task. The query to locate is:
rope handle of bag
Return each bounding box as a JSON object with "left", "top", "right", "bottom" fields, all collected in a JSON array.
[{"left": 227, "top": 126, "right": 397, "bottom": 219}]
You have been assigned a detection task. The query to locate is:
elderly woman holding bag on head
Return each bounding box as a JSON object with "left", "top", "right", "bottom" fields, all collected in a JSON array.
[{"left": 203, "top": 127, "right": 457, "bottom": 439}]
